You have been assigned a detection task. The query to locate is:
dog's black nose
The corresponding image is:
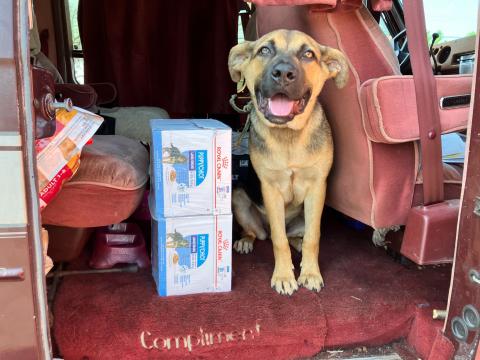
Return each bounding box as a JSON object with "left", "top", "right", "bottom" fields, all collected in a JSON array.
[{"left": 271, "top": 61, "right": 297, "bottom": 85}]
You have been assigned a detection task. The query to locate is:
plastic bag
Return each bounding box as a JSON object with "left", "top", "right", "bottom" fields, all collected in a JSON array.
[{"left": 35, "top": 107, "right": 103, "bottom": 210}]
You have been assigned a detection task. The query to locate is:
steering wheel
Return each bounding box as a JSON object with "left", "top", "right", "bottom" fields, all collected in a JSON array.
[{"left": 392, "top": 29, "right": 412, "bottom": 74}]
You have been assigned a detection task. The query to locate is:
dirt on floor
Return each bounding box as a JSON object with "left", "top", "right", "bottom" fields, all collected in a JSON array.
[{"left": 307, "top": 340, "right": 421, "bottom": 360}]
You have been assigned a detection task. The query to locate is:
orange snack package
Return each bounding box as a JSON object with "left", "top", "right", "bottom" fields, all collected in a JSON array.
[{"left": 35, "top": 107, "right": 103, "bottom": 210}]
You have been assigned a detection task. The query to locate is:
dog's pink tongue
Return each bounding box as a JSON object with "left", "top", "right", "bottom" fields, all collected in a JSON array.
[{"left": 268, "top": 94, "right": 295, "bottom": 117}]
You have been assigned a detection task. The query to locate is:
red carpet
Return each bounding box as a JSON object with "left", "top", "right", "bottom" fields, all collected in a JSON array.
[{"left": 53, "top": 213, "right": 451, "bottom": 359}]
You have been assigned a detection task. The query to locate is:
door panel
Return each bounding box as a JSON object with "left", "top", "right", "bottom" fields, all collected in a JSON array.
[
  {"left": 445, "top": 8, "right": 480, "bottom": 357},
  {"left": 0, "top": 151, "right": 27, "bottom": 223},
  {"left": 0, "top": 0, "right": 50, "bottom": 359}
]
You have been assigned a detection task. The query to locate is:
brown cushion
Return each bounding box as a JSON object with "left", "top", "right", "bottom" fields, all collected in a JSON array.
[
  {"left": 416, "top": 163, "right": 463, "bottom": 185},
  {"left": 42, "top": 135, "right": 148, "bottom": 227}
]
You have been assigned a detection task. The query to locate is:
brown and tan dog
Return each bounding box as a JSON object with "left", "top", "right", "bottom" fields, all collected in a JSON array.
[{"left": 228, "top": 29, "right": 348, "bottom": 295}]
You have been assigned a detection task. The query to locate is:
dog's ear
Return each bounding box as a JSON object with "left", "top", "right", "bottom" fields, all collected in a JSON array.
[
  {"left": 319, "top": 45, "right": 349, "bottom": 89},
  {"left": 228, "top": 41, "right": 253, "bottom": 83}
]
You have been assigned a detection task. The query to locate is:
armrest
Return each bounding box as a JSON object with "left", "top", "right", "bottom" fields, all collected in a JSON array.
[
  {"left": 360, "top": 75, "right": 472, "bottom": 144},
  {"left": 56, "top": 83, "right": 97, "bottom": 110}
]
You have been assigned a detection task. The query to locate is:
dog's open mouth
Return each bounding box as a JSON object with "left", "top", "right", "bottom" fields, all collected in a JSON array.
[{"left": 256, "top": 90, "right": 312, "bottom": 124}]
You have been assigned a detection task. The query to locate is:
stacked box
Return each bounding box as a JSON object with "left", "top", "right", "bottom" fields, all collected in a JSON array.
[
  {"left": 150, "top": 119, "right": 231, "bottom": 217},
  {"left": 151, "top": 214, "right": 232, "bottom": 296},
  {"left": 149, "top": 119, "right": 232, "bottom": 296}
]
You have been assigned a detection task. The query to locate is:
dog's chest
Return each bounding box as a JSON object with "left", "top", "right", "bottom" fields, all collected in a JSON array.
[
  {"left": 249, "top": 114, "right": 333, "bottom": 205},
  {"left": 252, "top": 143, "right": 328, "bottom": 206}
]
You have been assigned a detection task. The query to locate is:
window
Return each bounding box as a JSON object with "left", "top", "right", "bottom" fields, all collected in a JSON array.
[
  {"left": 67, "top": 0, "right": 84, "bottom": 83},
  {"left": 379, "top": 15, "right": 394, "bottom": 41},
  {"left": 238, "top": 14, "right": 246, "bottom": 43},
  {"left": 238, "top": 2, "right": 253, "bottom": 43},
  {"left": 422, "top": 0, "right": 477, "bottom": 44}
]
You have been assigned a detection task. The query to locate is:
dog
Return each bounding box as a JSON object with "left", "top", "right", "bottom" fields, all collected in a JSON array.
[
  {"left": 228, "top": 29, "right": 348, "bottom": 295},
  {"left": 162, "top": 144, "right": 187, "bottom": 164}
]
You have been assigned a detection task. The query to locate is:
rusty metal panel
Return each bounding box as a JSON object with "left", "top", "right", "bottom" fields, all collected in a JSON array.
[
  {"left": 445, "top": 15, "right": 480, "bottom": 357},
  {"left": 0, "top": 230, "right": 38, "bottom": 359}
]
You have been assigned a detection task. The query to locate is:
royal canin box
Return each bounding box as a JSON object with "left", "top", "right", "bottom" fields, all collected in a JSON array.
[
  {"left": 150, "top": 119, "right": 232, "bottom": 217},
  {"left": 151, "top": 212, "right": 232, "bottom": 296}
]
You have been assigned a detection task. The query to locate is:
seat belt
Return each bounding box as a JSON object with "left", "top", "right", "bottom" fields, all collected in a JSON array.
[{"left": 403, "top": 0, "right": 444, "bottom": 205}]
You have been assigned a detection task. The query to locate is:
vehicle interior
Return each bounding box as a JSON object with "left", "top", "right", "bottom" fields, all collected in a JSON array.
[{"left": 28, "top": 0, "right": 477, "bottom": 358}]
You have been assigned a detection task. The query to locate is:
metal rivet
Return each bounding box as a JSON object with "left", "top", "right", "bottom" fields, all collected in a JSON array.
[
  {"left": 452, "top": 316, "right": 469, "bottom": 342},
  {"left": 462, "top": 305, "right": 480, "bottom": 330},
  {"left": 428, "top": 130, "right": 437, "bottom": 139}
]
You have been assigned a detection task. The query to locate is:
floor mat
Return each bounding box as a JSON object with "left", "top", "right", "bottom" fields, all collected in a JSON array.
[{"left": 53, "top": 214, "right": 451, "bottom": 360}]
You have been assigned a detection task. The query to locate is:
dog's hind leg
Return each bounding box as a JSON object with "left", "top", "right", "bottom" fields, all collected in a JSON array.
[
  {"left": 234, "top": 233, "right": 256, "bottom": 254},
  {"left": 287, "top": 237, "right": 303, "bottom": 253},
  {"left": 232, "top": 188, "right": 267, "bottom": 254},
  {"left": 286, "top": 214, "right": 305, "bottom": 253}
]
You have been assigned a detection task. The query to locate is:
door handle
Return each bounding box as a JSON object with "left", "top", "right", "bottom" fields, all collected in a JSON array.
[{"left": 0, "top": 267, "right": 25, "bottom": 281}]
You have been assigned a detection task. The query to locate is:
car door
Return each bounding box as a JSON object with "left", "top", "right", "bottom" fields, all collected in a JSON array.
[
  {"left": 445, "top": 10, "right": 480, "bottom": 358},
  {"left": 0, "top": 0, "right": 51, "bottom": 358}
]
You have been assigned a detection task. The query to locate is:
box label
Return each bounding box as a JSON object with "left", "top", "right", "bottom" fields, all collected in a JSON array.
[{"left": 165, "top": 148, "right": 208, "bottom": 188}]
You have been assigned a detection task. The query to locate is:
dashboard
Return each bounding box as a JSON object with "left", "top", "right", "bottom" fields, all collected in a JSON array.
[{"left": 431, "top": 35, "right": 476, "bottom": 74}]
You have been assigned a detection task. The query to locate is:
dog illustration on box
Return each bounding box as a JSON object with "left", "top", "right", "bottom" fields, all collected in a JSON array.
[
  {"left": 162, "top": 144, "right": 187, "bottom": 164},
  {"left": 166, "top": 230, "right": 189, "bottom": 248}
]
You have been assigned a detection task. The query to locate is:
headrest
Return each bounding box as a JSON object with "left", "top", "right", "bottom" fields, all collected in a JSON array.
[
  {"left": 248, "top": 0, "right": 392, "bottom": 12},
  {"left": 249, "top": 0, "right": 336, "bottom": 6}
]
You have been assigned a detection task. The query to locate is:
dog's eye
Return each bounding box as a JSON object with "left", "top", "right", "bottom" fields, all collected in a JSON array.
[
  {"left": 302, "top": 50, "right": 315, "bottom": 60},
  {"left": 259, "top": 46, "right": 272, "bottom": 56}
]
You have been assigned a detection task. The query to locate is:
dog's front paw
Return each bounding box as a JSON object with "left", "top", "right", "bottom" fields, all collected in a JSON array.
[
  {"left": 297, "top": 269, "right": 324, "bottom": 292},
  {"left": 271, "top": 267, "right": 298, "bottom": 295},
  {"left": 233, "top": 236, "right": 255, "bottom": 254}
]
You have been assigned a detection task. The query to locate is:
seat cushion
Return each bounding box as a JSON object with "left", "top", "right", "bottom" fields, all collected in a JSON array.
[
  {"left": 98, "top": 106, "right": 169, "bottom": 143},
  {"left": 42, "top": 135, "right": 149, "bottom": 227},
  {"left": 416, "top": 162, "right": 463, "bottom": 185}
]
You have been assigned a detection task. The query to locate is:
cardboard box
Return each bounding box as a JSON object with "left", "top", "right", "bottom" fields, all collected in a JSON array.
[
  {"left": 151, "top": 214, "right": 232, "bottom": 296},
  {"left": 150, "top": 119, "right": 232, "bottom": 217}
]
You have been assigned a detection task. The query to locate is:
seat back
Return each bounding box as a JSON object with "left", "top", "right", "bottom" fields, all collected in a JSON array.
[
  {"left": 255, "top": 4, "right": 470, "bottom": 229},
  {"left": 256, "top": 4, "right": 415, "bottom": 228}
]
